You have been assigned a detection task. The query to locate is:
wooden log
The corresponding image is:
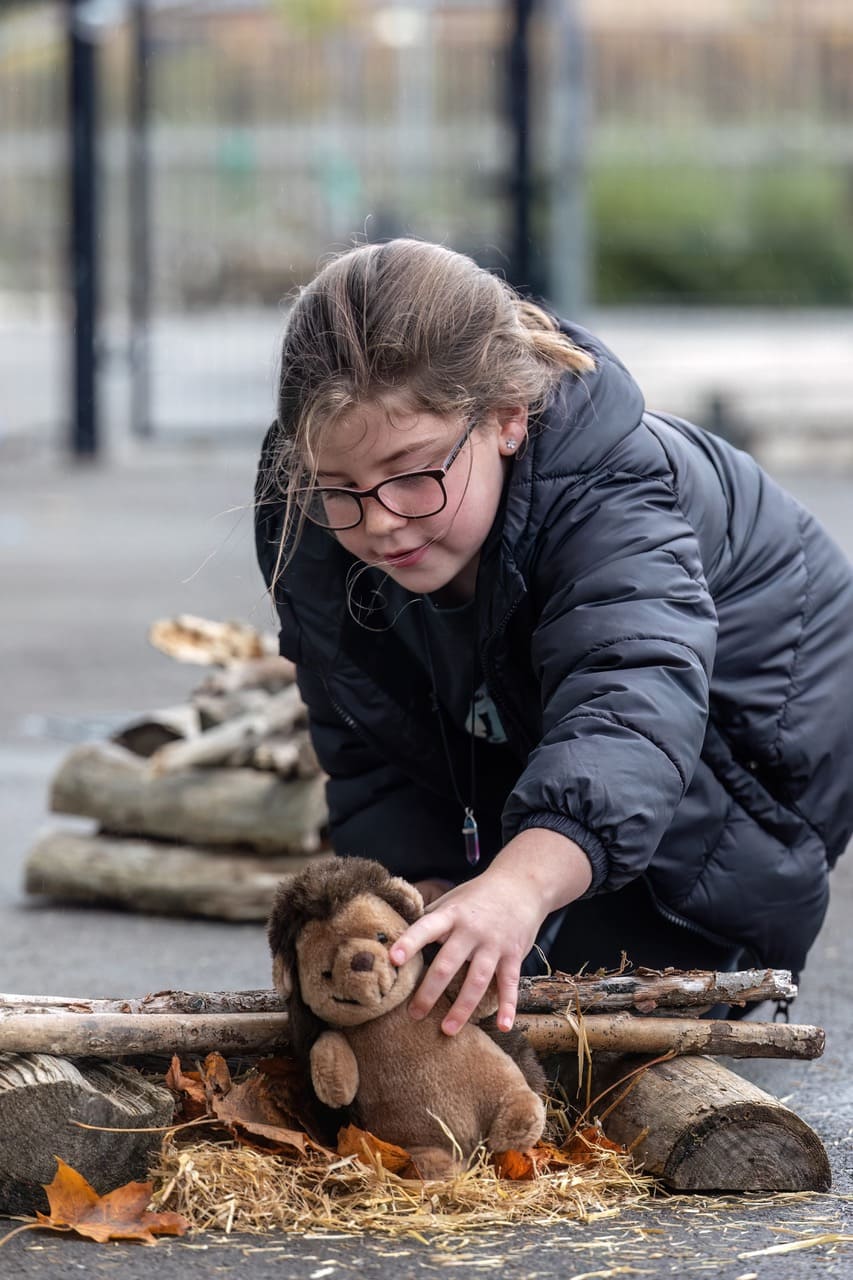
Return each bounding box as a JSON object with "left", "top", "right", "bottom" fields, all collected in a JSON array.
[
  {"left": 148, "top": 614, "right": 276, "bottom": 666},
  {"left": 192, "top": 654, "right": 296, "bottom": 696},
  {"left": 0, "top": 969, "right": 796, "bottom": 1018},
  {"left": 517, "top": 967, "right": 797, "bottom": 1013},
  {"left": 516, "top": 1012, "right": 824, "bottom": 1060},
  {"left": 49, "top": 741, "right": 327, "bottom": 853},
  {"left": 192, "top": 687, "right": 272, "bottom": 730},
  {"left": 25, "top": 831, "right": 332, "bottom": 920},
  {"left": 111, "top": 704, "right": 201, "bottom": 757},
  {"left": 0, "top": 1009, "right": 822, "bottom": 1061},
  {"left": 0, "top": 1013, "right": 288, "bottom": 1058},
  {"left": 252, "top": 731, "right": 321, "bottom": 779},
  {"left": 0, "top": 1054, "right": 175, "bottom": 1216},
  {"left": 148, "top": 685, "right": 304, "bottom": 774},
  {"left": 585, "top": 1054, "right": 832, "bottom": 1192}
]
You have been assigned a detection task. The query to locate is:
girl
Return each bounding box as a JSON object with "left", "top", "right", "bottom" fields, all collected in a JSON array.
[{"left": 254, "top": 238, "right": 853, "bottom": 1037}]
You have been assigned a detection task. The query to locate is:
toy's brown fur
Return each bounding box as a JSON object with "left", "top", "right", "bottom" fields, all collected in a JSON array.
[{"left": 267, "top": 856, "right": 546, "bottom": 1178}]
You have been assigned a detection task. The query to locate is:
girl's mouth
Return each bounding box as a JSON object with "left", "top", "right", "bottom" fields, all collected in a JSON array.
[{"left": 384, "top": 543, "right": 430, "bottom": 568}]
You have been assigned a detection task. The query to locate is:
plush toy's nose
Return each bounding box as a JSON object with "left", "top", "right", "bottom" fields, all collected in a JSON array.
[{"left": 350, "top": 951, "right": 375, "bottom": 973}]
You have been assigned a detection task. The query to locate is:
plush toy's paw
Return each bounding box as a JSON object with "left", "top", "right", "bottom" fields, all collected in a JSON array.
[
  {"left": 407, "top": 1145, "right": 465, "bottom": 1181},
  {"left": 486, "top": 1086, "right": 546, "bottom": 1154},
  {"left": 309, "top": 1030, "right": 359, "bottom": 1109}
]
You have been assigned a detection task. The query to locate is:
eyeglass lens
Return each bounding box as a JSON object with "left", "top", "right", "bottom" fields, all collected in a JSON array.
[{"left": 309, "top": 472, "right": 447, "bottom": 530}]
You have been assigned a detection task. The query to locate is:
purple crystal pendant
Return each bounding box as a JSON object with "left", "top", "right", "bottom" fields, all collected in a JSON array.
[{"left": 462, "top": 807, "right": 480, "bottom": 866}]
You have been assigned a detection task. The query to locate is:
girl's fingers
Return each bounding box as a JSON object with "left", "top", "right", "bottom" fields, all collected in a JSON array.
[
  {"left": 389, "top": 910, "right": 449, "bottom": 967},
  {"left": 440, "top": 951, "right": 501, "bottom": 1036},
  {"left": 406, "top": 938, "right": 472, "bottom": 1021},
  {"left": 494, "top": 956, "right": 521, "bottom": 1032}
]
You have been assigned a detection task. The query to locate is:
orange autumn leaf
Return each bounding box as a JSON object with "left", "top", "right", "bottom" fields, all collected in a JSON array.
[
  {"left": 34, "top": 1158, "right": 188, "bottom": 1246},
  {"left": 493, "top": 1148, "right": 536, "bottom": 1180},
  {"left": 561, "top": 1125, "right": 626, "bottom": 1166},
  {"left": 164, "top": 1055, "right": 207, "bottom": 1121},
  {"left": 337, "top": 1124, "right": 414, "bottom": 1174}
]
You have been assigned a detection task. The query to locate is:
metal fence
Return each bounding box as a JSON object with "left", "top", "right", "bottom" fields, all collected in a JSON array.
[{"left": 2, "top": 0, "right": 853, "bottom": 446}]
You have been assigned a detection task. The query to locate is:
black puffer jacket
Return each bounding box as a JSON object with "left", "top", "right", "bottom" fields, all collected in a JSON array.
[{"left": 255, "top": 324, "right": 853, "bottom": 977}]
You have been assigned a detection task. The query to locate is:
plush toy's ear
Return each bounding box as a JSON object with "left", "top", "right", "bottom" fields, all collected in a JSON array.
[
  {"left": 386, "top": 877, "right": 424, "bottom": 922},
  {"left": 272, "top": 951, "right": 293, "bottom": 1001}
]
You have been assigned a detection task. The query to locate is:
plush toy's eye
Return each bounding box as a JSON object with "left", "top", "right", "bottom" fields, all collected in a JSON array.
[
  {"left": 321, "top": 970, "right": 332, "bottom": 980},
  {"left": 376, "top": 932, "right": 388, "bottom": 944}
]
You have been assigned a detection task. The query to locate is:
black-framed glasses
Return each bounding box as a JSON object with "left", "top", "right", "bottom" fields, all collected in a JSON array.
[{"left": 297, "top": 414, "right": 479, "bottom": 531}]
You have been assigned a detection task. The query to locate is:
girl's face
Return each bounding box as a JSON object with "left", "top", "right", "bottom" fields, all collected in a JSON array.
[{"left": 311, "top": 393, "right": 528, "bottom": 602}]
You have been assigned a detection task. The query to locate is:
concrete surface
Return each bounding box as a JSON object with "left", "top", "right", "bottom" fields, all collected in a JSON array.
[{"left": 1, "top": 446, "right": 851, "bottom": 1276}]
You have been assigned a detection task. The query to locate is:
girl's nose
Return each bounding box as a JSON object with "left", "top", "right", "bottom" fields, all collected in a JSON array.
[{"left": 363, "top": 497, "right": 408, "bottom": 537}]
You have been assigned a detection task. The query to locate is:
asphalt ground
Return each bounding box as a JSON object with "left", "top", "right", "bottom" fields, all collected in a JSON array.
[{"left": 0, "top": 449, "right": 851, "bottom": 1277}]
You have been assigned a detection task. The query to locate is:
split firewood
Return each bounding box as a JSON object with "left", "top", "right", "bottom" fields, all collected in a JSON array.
[
  {"left": 149, "top": 614, "right": 277, "bottom": 666},
  {"left": 0, "top": 1054, "right": 174, "bottom": 1217},
  {"left": 49, "top": 741, "right": 327, "bottom": 854},
  {"left": 252, "top": 731, "right": 321, "bottom": 779},
  {"left": 0, "top": 1009, "right": 823, "bottom": 1061},
  {"left": 552, "top": 1052, "right": 831, "bottom": 1192},
  {"left": 111, "top": 704, "right": 202, "bottom": 758},
  {"left": 147, "top": 684, "right": 305, "bottom": 774},
  {"left": 0, "top": 969, "right": 796, "bottom": 1020},
  {"left": 191, "top": 687, "right": 273, "bottom": 730},
  {"left": 192, "top": 654, "right": 296, "bottom": 696},
  {"left": 24, "top": 832, "right": 332, "bottom": 920}
]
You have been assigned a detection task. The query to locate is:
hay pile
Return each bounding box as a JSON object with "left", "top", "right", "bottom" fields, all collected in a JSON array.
[{"left": 149, "top": 1105, "right": 653, "bottom": 1238}]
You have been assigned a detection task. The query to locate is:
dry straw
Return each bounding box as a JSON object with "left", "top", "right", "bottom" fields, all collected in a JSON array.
[{"left": 149, "top": 1102, "right": 653, "bottom": 1239}]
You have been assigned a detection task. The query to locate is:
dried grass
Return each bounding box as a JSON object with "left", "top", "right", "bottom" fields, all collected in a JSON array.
[{"left": 149, "top": 1098, "right": 653, "bottom": 1239}]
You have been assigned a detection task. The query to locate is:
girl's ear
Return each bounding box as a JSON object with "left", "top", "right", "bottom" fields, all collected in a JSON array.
[
  {"left": 272, "top": 952, "right": 293, "bottom": 1000},
  {"left": 495, "top": 404, "right": 529, "bottom": 454}
]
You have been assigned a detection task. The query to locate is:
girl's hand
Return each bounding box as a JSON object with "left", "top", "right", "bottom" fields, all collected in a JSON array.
[
  {"left": 412, "top": 878, "right": 455, "bottom": 907},
  {"left": 389, "top": 829, "right": 592, "bottom": 1036}
]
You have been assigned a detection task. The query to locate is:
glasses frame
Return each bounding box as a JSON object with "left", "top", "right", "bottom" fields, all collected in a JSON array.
[{"left": 300, "top": 413, "right": 480, "bottom": 531}]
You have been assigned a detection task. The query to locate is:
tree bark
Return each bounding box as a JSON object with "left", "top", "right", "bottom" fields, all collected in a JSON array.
[
  {"left": 575, "top": 1053, "right": 832, "bottom": 1192},
  {"left": 516, "top": 1012, "right": 824, "bottom": 1059},
  {"left": 0, "top": 969, "right": 797, "bottom": 1017},
  {"left": 0, "top": 1009, "right": 822, "bottom": 1061},
  {"left": 24, "top": 831, "right": 331, "bottom": 920},
  {"left": 49, "top": 741, "right": 327, "bottom": 853},
  {"left": 148, "top": 684, "right": 304, "bottom": 774},
  {"left": 0, "top": 1054, "right": 175, "bottom": 1216}
]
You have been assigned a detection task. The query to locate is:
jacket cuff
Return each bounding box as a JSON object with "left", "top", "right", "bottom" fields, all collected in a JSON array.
[{"left": 511, "top": 811, "right": 609, "bottom": 893}]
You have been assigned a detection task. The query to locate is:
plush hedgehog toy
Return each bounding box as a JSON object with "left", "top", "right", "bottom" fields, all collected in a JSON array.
[{"left": 267, "top": 856, "right": 546, "bottom": 1178}]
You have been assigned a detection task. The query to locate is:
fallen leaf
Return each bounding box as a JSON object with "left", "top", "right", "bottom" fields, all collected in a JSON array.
[
  {"left": 337, "top": 1124, "right": 415, "bottom": 1175},
  {"left": 492, "top": 1149, "right": 536, "bottom": 1180},
  {"left": 164, "top": 1055, "right": 207, "bottom": 1121},
  {"left": 561, "top": 1125, "right": 626, "bottom": 1166},
  {"left": 35, "top": 1158, "right": 188, "bottom": 1245}
]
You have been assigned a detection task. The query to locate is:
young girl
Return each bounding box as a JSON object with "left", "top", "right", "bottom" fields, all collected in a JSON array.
[{"left": 254, "top": 238, "right": 853, "bottom": 1037}]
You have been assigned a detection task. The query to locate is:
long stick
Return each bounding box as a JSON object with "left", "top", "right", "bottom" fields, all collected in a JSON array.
[
  {"left": 0, "top": 1010, "right": 823, "bottom": 1060},
  {"left": 0, "top": 968, "right": 797, "bottom": 1019}
]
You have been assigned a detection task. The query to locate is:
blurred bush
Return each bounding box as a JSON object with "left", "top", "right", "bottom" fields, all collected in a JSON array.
[{"left": 592, "top": 163, "right": 853, "bottom": 305}]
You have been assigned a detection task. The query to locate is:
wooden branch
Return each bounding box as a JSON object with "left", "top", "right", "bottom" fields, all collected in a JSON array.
[
  {"left": 0, "top": 1054, "right": 175, "bottom": 1216},
  {"left": 0, "top": 1009, "right": 822, "bottom": 1061},
  {"left": 579, "top": 1054, "right": 831, "bottom": 1192},
  {"left": 0, "top": 969, "right": 797, "bottom": 1017},
  {"left": 111, "top": 704, "right": 201, "bottom": 758},
  {"left": 49, "top": 741, "right": 327, "bottom": 853},
  {"left": 24, "top": 832, "right": 331, "bottom": 920},
  {"left": 192, "top": 654, "right": 296, "bottom": 696},
  {"left": 516, "top": 1013, "right": 824, "bottom": 1060},
  {"left": 517, "top": 967, "right": 797, "bottom": 1012},
  {"left": 148, "top": 685, "right": 304, "bottom": 774}
]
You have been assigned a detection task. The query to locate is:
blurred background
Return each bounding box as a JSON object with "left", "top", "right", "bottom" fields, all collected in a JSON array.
[{"left": 2, "top": 0, "right": 853, "bottom": 464}]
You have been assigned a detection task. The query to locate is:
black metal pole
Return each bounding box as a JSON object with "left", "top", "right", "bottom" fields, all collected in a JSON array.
[
  {"left": 507, "top": 0, "right": 534, "bottom": 292},
  {"left": 129, "top": 0, "right": 152, "bottom": 439},
  {"left": 68, "top": 0, "right": 99, "bottom": 458}
]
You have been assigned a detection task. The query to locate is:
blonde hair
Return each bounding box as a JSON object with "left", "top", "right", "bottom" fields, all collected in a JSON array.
[{"left": 257, "top": 238, "right": 595, "bottom": 579}]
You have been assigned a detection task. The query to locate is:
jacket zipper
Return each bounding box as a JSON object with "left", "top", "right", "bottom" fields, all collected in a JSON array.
[{"left": 643, "top": 875, "right": 760, "bottom": 964}]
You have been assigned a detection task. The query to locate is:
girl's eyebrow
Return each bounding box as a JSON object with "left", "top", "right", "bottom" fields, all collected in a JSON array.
[{"left": 316, "top": 437, "right": 440, "bottom": 483}]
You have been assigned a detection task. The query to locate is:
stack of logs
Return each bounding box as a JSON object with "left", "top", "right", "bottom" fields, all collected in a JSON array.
[
  {"left": 24, "top": 617, "right": 332, "bottom": 920},
  {"left": 0, "top": 967, "right": 831, "bottom": 1216}
]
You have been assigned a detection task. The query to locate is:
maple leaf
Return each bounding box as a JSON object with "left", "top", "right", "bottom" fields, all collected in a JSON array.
[
  {"left": 337, "top": 1124, "right": 416, "bottom": 1176},
  {"left": 164, "top": 1056, "right": 207, "bottom": 1121},
  {"left": 11, "top": 1158, "right": 189, "bottom": 1246}
]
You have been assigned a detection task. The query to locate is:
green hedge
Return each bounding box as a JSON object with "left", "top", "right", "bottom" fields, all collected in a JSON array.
[{"left": 591, "top": 163, "right": 853, "bottom": 305}]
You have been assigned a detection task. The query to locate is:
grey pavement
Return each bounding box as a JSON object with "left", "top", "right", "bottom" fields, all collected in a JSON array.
[{"left": 0, "top": 447, "right": 851, "bottom": 1276}]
